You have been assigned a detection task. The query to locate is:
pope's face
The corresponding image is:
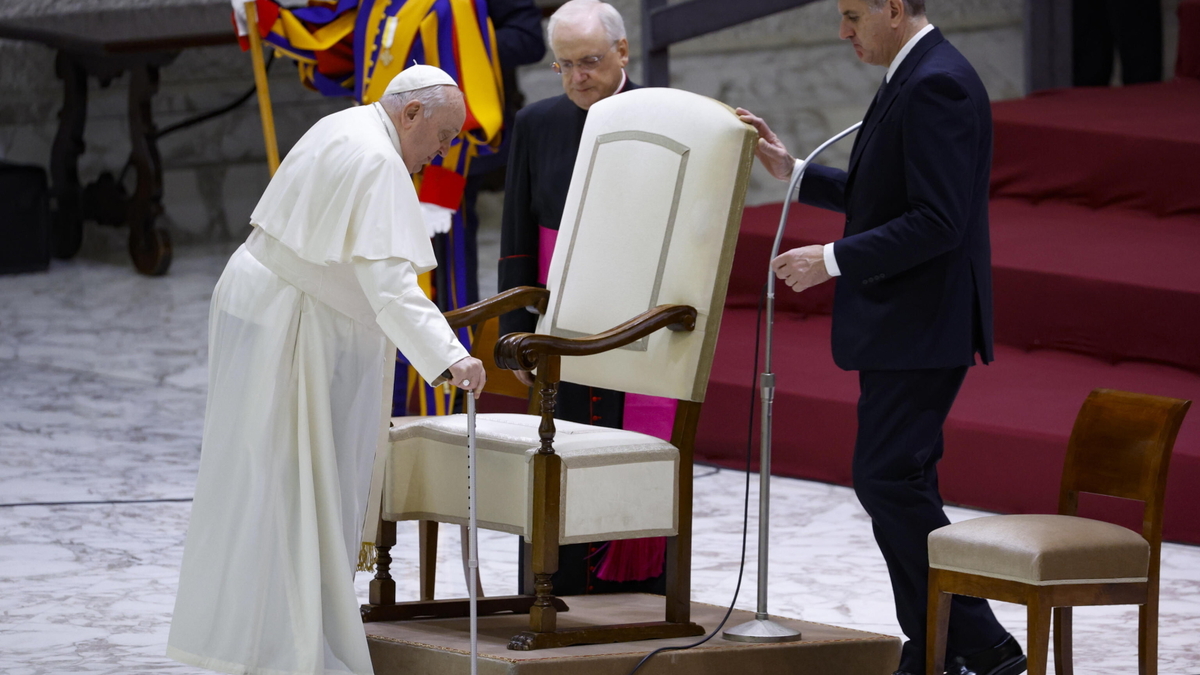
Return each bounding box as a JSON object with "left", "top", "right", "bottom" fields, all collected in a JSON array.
[
  {"left": 398, "top": 88, "right": 466, "bottom": 174},
  {"left": 551, "top": 20, "right": 628, "bottom": 110},
  {"left": 837, "top": 0, "right": 902, "bottom": 67}
]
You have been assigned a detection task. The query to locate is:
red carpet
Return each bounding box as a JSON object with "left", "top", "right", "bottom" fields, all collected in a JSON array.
[
  {"left": 990, "top": 79, "right": 1200, "bottom": 217},
  {"left": 699, "top": 74, "right": 1200, "bottom": 544},
  {"left": 729, "top": 199, "right": 1200, "bottom": 372},
  {"left": 696, "top": 311, "right": 1200, "bottom": 543}
]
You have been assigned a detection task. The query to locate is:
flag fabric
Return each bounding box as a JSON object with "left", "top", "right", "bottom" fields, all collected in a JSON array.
[{"left": 240, "top": 0, "right": 505, "bottom": 416}]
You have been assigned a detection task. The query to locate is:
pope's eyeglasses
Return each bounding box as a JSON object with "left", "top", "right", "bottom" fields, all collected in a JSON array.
[{"left": 551, "top": 42, "right": 618, "bottom": 75}]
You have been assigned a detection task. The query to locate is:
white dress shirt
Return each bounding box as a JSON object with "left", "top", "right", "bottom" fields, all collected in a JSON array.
[{"left": 823, "top": 23, "right": 936, "bottom": 278}]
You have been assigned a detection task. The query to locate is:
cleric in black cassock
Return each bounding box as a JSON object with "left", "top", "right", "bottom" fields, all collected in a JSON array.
[
  {"left": 498, "top": 8, "right": 638, "bottom": 431},
  {"left": 498, "top": 0, "right": 664, "bottom": 595}
]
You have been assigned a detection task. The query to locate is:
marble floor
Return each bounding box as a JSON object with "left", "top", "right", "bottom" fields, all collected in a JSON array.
[{"left": 2, "top": 247, "right": 1199, "bottom": 675}]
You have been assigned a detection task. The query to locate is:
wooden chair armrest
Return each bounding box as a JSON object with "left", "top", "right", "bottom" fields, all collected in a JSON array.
[
  {"left": 442, "top": 287, "right": 550, "bottom": 329},
  {"left": 494, "top": 304, "right": 697, "bottom": 371}
]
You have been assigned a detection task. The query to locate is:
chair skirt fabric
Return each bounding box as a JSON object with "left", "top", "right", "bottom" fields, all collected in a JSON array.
[{"left": 385, "top": 413, "right": 679, "bottom": 544}]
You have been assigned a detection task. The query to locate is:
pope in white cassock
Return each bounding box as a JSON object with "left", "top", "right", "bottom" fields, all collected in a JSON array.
[{"left": 167, "top": 65, "right": 486, "bottom": 675}]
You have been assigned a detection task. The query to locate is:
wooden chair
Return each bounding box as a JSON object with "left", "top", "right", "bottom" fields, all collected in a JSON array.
[
  {"left": 925, "top": 388, "right": 1191, "bottom": 675},
  {"left": 359, "top": 87, "right": 757, "bottom": 650}
]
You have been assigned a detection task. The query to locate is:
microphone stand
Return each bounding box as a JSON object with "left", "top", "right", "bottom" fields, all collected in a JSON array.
[{"left": 723, "top": 121, "right": 863, "bottom": 643}]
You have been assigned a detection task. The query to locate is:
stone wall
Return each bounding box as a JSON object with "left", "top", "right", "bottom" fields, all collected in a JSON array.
[
  {"left": 0, "top": 37, "right": 350, "bottom": 257},
  {"left": 0, "top": 0, "right": 1184, "bottom": 259}
]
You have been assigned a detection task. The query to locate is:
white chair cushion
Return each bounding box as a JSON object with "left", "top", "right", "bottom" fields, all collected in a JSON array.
[
  {"left": 384, "top": 413, "right": 678, "bottom": 544},
  {"left": 928, "top": 514, "right": 1150, "bottom": 585}
]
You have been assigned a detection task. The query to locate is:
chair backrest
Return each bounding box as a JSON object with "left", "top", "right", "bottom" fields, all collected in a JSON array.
[
  {"left": 1059, "top": 388, "right": 1191, "bottom": 543},
  {"left": 536, "top": 88, "right": 756, "bottom": 403}
]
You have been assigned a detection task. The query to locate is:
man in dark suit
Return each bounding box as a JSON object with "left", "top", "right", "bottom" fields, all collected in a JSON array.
[{"left": 738, "top": 2, "right": 1026, "bottom": 674}]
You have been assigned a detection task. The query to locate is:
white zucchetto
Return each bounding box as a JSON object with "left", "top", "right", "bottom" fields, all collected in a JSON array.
[{"left": 383, "top": 64, "right": 459, "bottom": 96}]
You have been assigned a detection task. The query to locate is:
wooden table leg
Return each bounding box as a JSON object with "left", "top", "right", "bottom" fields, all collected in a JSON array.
[
  {"left": 126, "top": 59, "right": 172, "bottom": 276},
  {"left": 50, "top": 51, "right": 88, "bottom": 260}
]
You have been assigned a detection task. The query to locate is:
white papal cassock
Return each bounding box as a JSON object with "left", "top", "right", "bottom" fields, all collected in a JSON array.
[{"left": 168, "top": 101, "right": 468, "bottom": 675}]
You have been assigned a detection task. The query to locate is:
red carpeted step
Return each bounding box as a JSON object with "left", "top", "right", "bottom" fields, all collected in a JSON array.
[
  {"left": 730, "top": 200, "right": 1200, "bottom": 372},
  {"left": 990, "top": 79, "right": 1200, "bottom": 217},
  {"left": 990, "top": 198, "right": 1200, "bottom": 371},
  {"left": 696, "top": 310, "right": 1200, "bottom": 544}
]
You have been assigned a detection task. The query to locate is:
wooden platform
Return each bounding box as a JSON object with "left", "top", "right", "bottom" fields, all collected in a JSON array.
[{"left": 366, "top": 593, "right": 900, "bottom": 675}]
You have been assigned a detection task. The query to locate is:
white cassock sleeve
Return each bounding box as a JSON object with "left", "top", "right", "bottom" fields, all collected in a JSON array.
[{"left": 354, "top": 257, "right": 470, "bottom": 385}]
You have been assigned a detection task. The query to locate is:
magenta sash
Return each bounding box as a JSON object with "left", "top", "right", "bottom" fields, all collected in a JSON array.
[{"left": 537, "top": 225, "right": 557, "bottom": 285}]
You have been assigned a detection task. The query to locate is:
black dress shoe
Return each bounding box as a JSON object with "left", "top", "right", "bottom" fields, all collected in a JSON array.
[{"left": 950, "top": 635, "right": 1027, "bottom": 675}]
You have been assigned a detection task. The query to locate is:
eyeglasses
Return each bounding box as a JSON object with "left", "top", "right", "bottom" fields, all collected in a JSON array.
[{"left": 551, "top": 42, "right": 618, "bottom": 74}]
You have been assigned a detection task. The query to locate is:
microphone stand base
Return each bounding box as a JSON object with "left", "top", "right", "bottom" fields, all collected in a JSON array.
[{"left": 722, "top": 618, "right": 803, "bottom": 643}]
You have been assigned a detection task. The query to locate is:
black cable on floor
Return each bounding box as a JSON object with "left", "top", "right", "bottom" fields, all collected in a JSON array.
[
  {"left": 626, "top": 283, "right": 767, "bottom": 675},
  {"left": 0, "top": 497, "right": 193, "bottom": 508}
]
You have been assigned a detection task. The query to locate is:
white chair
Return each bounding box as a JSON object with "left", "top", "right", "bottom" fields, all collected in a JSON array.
[{"left": 361, "top": 87, "right": 757, "bottom": 650}]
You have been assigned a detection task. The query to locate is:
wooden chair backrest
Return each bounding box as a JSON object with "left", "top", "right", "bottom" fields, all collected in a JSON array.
[{"left": 1058, "top": 388, "right": 1190, "bottom": 544}]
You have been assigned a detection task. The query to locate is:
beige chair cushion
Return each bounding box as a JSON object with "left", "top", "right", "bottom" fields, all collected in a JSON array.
[
  {"left": 384, "top": 414, "right": 678, "bottom": 544},
  {"left": 928, "top": 514, "right": 1150, "bottom": 585}
]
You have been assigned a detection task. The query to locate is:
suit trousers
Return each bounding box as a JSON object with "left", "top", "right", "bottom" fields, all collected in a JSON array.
[
  {"left": 1072, "top": 0, "right": 1163, "bottom": 85},
  {"left": 853, "top": 367, "right": 1008, "bottom": 673}
]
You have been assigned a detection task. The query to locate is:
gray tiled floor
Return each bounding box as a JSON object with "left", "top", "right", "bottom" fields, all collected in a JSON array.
[{"left": 2, "top": 247, "right": 1198, "bottom": 674}]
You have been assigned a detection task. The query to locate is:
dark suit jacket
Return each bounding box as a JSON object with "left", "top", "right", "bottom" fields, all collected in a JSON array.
[{"left": 798, "top": 28, "right": 994, "bottom": 371}]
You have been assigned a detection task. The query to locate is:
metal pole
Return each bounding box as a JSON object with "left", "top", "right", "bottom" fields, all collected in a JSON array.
[
  {"left": 724, "top": 121, "right": 861, "bottom": 643},
  {"left": 467, "top": 393, "right": 479, "bottom": 675}
]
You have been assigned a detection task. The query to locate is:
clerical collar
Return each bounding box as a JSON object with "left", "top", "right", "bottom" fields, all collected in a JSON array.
[
  {"left": 371, "top": 102, "right": 403, "bottom": 157},
  {"left": 617, "top": 68, "right": 627, "bottom": 93},
  {"left": 886, "top": 23, "right": 935, "bottom": 83}
]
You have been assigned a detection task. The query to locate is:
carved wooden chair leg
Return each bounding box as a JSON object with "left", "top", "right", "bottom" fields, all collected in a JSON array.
[
  {"left": 369, "top": 519, "right": 397, "bottom": 607},
  {"left": 527, "top": 452, "right": 562, "bottom": 635},
  {"left": 419, "top": 520, "right": 438, "bottom": 601}
]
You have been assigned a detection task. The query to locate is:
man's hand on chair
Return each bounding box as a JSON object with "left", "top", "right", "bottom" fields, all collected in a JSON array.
[
  {"left": 449, "top": 356, "right": 486, "bottom": 398},
  {"left": 772, "top": 245, "right": 831, "bottom": 293},
  {"left": 736, "top": 107, "right": 795, "bottom": 181},
  {"left": 514, "top": 369, "right": 535, "bottom": 387}
]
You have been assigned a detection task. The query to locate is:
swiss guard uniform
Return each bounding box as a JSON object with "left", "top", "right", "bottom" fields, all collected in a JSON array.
[{"left": 240, "top": 0, "right": 510, "bottom": 417}]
